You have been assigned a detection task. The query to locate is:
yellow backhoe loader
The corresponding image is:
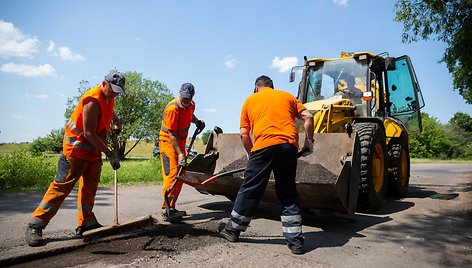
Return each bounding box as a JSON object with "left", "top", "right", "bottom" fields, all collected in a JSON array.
[{"left": 182, "top": 51, "right": 425, "bottom": 214}]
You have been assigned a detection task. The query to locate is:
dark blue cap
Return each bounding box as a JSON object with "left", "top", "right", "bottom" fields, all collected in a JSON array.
[{"left": 179, "top": 82, "right": 195, "bottom": 99}]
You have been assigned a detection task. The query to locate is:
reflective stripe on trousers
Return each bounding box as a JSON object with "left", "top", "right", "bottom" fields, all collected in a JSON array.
[
  {"left": 227, "top": 209, "right": 252, "bottom": 232},
  {"left": 29, "top": 154, "right": 101, "bottom": 229},
  {"left": 281, "top": 207, "right": 304, "bottom": 247}
]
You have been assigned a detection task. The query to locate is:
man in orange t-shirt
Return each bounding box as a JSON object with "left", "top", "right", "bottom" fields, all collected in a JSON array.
[{"left": 218, "top": 75, "right": 314, "bottom": 255}]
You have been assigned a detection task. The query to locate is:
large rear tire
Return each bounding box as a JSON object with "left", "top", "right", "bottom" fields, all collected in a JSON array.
[
  {"left": 354, "top": 122, "right": 388, "bottom": 212},
  {"left": 387, "top": 137, "right": 410, "bottom": 197}
]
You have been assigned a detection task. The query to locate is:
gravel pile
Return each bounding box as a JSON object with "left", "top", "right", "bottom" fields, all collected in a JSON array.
[{"left": 220, "top": 157, "right": 337, "bottom": 184}]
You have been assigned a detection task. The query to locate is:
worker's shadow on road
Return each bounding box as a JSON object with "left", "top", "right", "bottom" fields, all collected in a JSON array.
[
  {"left": 234, "top": 211, "right": 392, "bottom": 253},
  {"left": 196, "top": 200, "right": 392, "bottom": 254},
  {"left": 303, "top": 212, "right": 392, "bottom": 252},
  {"left": 369, "top": 185, "right": 441, "bottom": 215}
]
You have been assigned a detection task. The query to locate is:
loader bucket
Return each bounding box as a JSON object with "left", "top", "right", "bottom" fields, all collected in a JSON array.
[{"left": 184, "top": 131, "right": 361, "bottom": 215}]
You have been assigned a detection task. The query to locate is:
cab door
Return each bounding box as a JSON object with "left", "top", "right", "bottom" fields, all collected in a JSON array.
[{"left": 386, "top": 56, "right": 425, "bottom": 132}]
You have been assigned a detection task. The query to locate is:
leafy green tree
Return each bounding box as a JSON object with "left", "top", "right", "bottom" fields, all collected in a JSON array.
[
  {"left": 65, "top": 71, "right": 173, "bottom": 159},
  {"left": 115, "top": 71, "right": 173, "bottom": 158},
  {"left": 29, "top": 128, "right": 64, "bottom": 155},
  {"left": 449, "top": 112, "right": 472, "bottom": 132},
  {"left": 445, "top": 112, "right": 472, "bottom": 159},
  {"left": 444, "top": 123, "right": 471, "bottom": 159},
  {"left": 409, "top": 112, "right": 455, "bottom": 159},
  {"left": 394, "top": 0, "right": 472, "bottom": 103}
]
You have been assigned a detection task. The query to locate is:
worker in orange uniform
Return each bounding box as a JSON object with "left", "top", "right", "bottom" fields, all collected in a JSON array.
[
  {"left": 218, "top": 75, "right": 314, "bottom": 255},
  {"left": 159, "top": 82, "right": 205, "bottom": 222},
  {"left": 25, "top": 71, "right": 127, "bottom": 247}
]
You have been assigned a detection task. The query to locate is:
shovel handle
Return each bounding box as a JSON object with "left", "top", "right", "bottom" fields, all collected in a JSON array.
[{"left": 114, "top": 169, "right": 119, "bottom": 225}]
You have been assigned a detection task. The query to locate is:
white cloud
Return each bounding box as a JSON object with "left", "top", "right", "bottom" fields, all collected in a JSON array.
[
  {"left": 270, "top": 56, "right": 298, "bottom": 73},
  {"left": 0, "top": 20, "right": 38, "bottom": 58},
  {"left": 48, "top": 40, "right": 84, "bottom": 61},
  {"left": 47, "top": 40, "right": 56, "bottom": 52},
  {"left": 333, "top": 0, "right": 349, "bottom": 6},
  {"left": 1, "top": 63, "right": 57, "bottom": 77},
  {"left": 25, "top": 93, "right": 49, "bottom": 99},
  {"left": 57, "top": 46, "right": 84, "bottom": 61},
  {"left": 224, "top": 55, "right": 237, "bottom": 68},
  {"left": 203, "top": 108, "right": 218, "bottom": 113}
]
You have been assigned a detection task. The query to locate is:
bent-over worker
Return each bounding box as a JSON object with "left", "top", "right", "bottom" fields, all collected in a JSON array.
[
  {"left": 218, "top": 75, "right": 314, "bottom": 255},
  {"left": 25, "top": 71, "right": 127, "bottom": 247}
]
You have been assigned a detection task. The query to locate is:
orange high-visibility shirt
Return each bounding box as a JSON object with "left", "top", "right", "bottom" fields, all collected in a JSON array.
[
  {"left": 159, "top": 98, "right": 195, "bottom": 146},
  {"left": 240, "top": 87, "right": 306, "bottom": 152},
  {"left": 63, "top": 85, "right": 114, "bottom": 160}
]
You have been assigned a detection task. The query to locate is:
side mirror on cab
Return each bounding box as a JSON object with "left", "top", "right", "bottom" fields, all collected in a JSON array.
[{"left": 289, "top": 70, "right": 296, "bottom": 83}]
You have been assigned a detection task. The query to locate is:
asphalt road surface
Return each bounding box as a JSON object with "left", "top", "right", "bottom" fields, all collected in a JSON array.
[{"left": 1, "top": 163, "right": 471, "bottom": 267}]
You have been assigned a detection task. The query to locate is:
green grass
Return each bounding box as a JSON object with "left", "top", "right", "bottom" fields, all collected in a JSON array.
[
  {"left": 0, "top": 139, "right": 207, "bottom": 191},
  {"left": 100, "top": 157, "right": 163, "bottom": 186},
  {"left": 411, "top": 158, "right": 472, "bottom": 164},
  {"left": 0, "top": 149, "right": 163, "bottom": 191},
  {"left": 3, "top": 140, "right": 469, "bottom": 192},
  {"left": 123, "top": 139, "right": 206, "bottom": 158},
  {"left": 0, "top": 143, "right": 30, "bottom": 155},
  {"left": 0, "top": 150, "right": 57, "bottom": 191},
  {"left": 124, "top": 141, "right": 154, "bottom": 158}
]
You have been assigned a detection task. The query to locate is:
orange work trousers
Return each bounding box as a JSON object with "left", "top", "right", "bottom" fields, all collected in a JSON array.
[
  {"left": 29, "top": 154, "right": 102, "bottom": 229},
  {"left": 159, "top": 140, "right": 185, "bottom": 210}
]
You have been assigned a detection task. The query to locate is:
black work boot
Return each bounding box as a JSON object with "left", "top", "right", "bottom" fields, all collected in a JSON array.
[
  {"left": 25, "top": 226, "right": 45, "bottom": 247},
  {"left": 161, "top": 210, "right": 183, "bottom": 223},
  {"left": 218, "top": 222, "right": 239, "bottom": 242},
  {"left": 75, "top": 222, "right": 103, "bottom": 236},
  {"left": 288, "top": 243, "right": 305, "bottom": 254}
]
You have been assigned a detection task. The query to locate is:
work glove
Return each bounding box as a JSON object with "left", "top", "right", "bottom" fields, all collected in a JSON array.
[
  {"left": 178, "top": 153, "right": 187, "bottom": 167},
  {"left": 301, "top": 138, "right": 314, "bottom": 157},
  {"left": 107, "top": 150, "right": 121, "bottom": 170},
  {"left": 196, "top": 119, "right": 205, "bottom": 130}
]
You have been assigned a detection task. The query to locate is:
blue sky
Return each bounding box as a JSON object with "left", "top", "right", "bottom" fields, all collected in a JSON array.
[{"left": 0, "top": 0, "right": 470, "bottom": 143}]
